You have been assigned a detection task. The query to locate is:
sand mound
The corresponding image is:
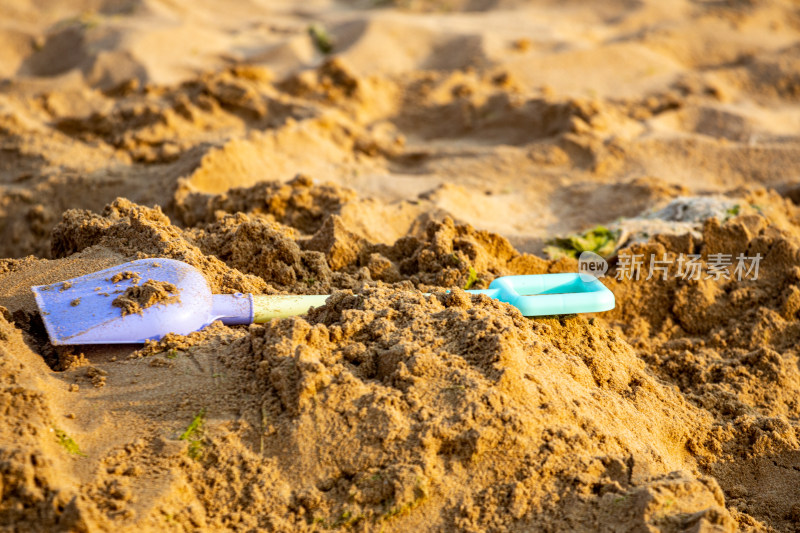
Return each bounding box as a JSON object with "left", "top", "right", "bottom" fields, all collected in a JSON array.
[
  {"left": 220, "top": 289, "right": 720, "bottom": 531},
  {"left": 2, "top": 0, "right": 800, "bottom": 531},
  {"left": 0, "top": 309, "right": 96, "bottom": 531},
  {"left": 0, "top": 184, "right": 797, "bottom": 530}
]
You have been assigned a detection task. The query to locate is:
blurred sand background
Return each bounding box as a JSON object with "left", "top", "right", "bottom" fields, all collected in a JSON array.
[
  {"left": 1, "top": 0, "right": 800, "bottom": 531},
  {"left": 2, "top": 0, "right": 798, "bottom": 256}
]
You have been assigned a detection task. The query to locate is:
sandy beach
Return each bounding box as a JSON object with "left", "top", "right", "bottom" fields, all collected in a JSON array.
[{"left": 1, "top": 0, "right": 800, "bottom": 531}]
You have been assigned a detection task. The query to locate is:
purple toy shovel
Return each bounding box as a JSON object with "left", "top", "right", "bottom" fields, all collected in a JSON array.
[{"left": 32, "top": 258, "right": 614, "bottom": 344}]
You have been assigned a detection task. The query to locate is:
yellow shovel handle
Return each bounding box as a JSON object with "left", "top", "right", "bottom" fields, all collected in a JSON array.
[{"left": 252, "top": 294, "right": 330, "bottom": 322}]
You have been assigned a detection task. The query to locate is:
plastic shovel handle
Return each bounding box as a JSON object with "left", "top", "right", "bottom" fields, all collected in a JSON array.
[
  {"left": 210, "top": 273, "right": 615, "bottom": 325},
  {"left": 211, "top": 293, "right": 330, "bottom": 324},
  {"left": 253, "top": 294, "right": 330, "bottom": 321}
]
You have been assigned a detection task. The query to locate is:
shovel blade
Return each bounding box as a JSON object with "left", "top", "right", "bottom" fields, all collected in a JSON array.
[{"left": 32, "top": 259, "right": 214, "bottom": 345}]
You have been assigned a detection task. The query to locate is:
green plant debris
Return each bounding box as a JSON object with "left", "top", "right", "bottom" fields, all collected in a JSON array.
[
  {"left": 179, "top": 410, "right": 204, "bottom": 440},
  {"left": 187, "top": 440, "right": 203, "bottom": 460},
  {"left": 304, "top": 276, "right": 317, "bottom": 287},
  {"left": 179, "top": 409, "right": 206, "bottom": 459},
  {"left": 723, "top": 204, "right": 741, "bottom": 222},
  {"left": 54, "top": 10, "right": 102, "bottom": 31},
  {"left": 165, "top": 348, "right": 179, "bottom": 359},
  {"left": 54, "top": 428, "right": 86, "bottom": 456},
  {"left": 311, "top": 509, "right": 365, "bottom": 529},
  {"left": 308, "top": 23, "right": 334, "bottom": 54},
  {"left": 544, "top": 225, "right": 620, "bottom": 260},
  {"left": 379, "top": 480, "right": 427, "bottom": 522},
  {"left": 381, "top": 494, "right": 426, "bottom": 521},
  {"left": 463, "top": 266, "right": 478, "bottom": 290},
  {"left": 308, "top": 492, "right": 423, "bottom": 529},
  {"left": 334, "top": 509, "right": 363, "bottom": 528}
]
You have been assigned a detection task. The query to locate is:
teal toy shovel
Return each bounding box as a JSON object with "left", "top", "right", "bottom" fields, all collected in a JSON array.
[{"left": 32, "top": 258, "right": 614, "bottom": 344}]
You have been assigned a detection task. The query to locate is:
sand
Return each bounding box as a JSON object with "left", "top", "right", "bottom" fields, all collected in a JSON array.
[
  {"left": 1, "top": 0, "right": 799, "bottom": 531},
  {"left": 111, "top": 279, "right": 180, "bottom": 316}
]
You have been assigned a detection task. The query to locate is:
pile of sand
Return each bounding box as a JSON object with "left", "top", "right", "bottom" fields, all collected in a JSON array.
[
  {"left": 1, "top": 0, "right": 800, "bottom": 531},
  {"left": 0, "top": 179, "right": 798, "bottom": 531}
]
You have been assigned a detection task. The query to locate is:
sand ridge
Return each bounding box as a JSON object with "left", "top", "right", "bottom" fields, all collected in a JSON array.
[
  {"left": 0, "top": 0, "right": 799, "bottom": 531},
  {"left": 0, "top": 180, "right": 797, "bottom": 531}
]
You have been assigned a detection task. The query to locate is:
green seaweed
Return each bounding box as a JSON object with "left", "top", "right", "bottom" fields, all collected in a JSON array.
[
  {"left": 723, "top": 204, "right": 740, "bottom": 222},
  {"left": 311, "top": 508, "right": 365, "bottom": 529},
  {"left": 179, "top": 409, "right": 206, "bottom": 459},
  {"left": 308, "top": 23, "right": 334, "bottom": 54},
  {"left": 54, "top": 428, "right": 86, "bottom": 456},
  {"left": 463, "top": 266, "right": 478, "bottom": 290},
  {"left": 335, "top": 509, "right": 364, "bottom": 528},
  {"left": 381, "top": 493, "right": 426, "bottom": 521},
  {"left": 543, "top": 225, "right": 620, "bottom": 260}
]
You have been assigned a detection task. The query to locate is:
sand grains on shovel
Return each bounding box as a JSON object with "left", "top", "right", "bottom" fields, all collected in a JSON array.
[
  {"left": 109, "top": 271, "right": 142, "bottom": 284},
  {"left": 112, "top": 279, "right": 181, "bottom": 316}
]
